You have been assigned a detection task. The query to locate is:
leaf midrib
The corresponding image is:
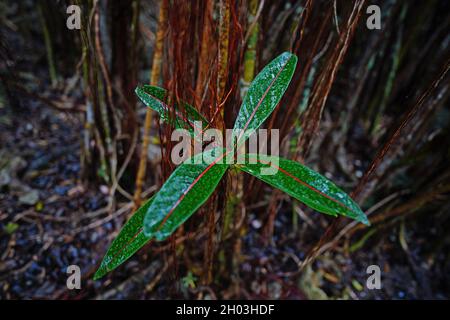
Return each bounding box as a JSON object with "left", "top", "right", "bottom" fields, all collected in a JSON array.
[
  {"left": 245, "top": 156, "right": 356, "bottom": 215},
  {"left": 236, "top": 55, "right": 294, "bottom": 144},
  {"left": 141, "top": 90, "right": 203, "bottom": 131},
  {"left": 107, "top": 227, "right": 150, "bottom": 268},
  {"left": 151, "top": 150, "right": 230, "bottom": 232}
]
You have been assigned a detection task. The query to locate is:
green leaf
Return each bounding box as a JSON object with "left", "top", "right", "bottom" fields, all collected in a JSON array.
[
  {"left": 238, "top": 154, "right": 369, "bottom": 225},
  {"left": 4, "top": 222, "right": 19, "bottom": 235},
  {"left": 233, "top": 52, "right": 297, "bottom": 143},
  {"left": 93, "top": 196, "right": 155, "bottom": 280},
  {"left": 144, "top": 148, "right": 229, "bottom": 240},
  {"left": 135, "top": 85, "right": 209, "bottom": 134}
]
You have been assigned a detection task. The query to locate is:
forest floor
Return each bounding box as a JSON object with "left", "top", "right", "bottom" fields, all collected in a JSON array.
[{"left": 1, "top": 96, "right": 448, "bottom": 300}]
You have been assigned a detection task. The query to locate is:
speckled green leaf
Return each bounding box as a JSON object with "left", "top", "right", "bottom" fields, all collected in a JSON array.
[
  {"left": 144, "top": 148, "right": 229, "bottom": 240},
  {"left": 93, "top": 196, "right": 155, "bottom": 280},
  {"left": 238, "top": 154, "right": 369, "bottom": 225},
  {"left": 135, "top": 85, "right": 208, "bottom": 134},
  {"left": 233, "top": 52, "right": 297, "bottom": 143}
]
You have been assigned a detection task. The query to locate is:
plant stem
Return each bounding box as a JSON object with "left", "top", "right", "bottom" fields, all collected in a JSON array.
[
  {"left": 132, "top": 0, "right": 168, "bottom": 211},
  {"left": 217, "top": 0, "right": 230, "bottom": 115},
  {"left": 195, "top": 0, "right": 213, "bottom": 106},
  {"left": 225, "top": 0, "right": 259, "bottom": 237},
  {"left": 38, "top": 2, "right": 57, "bottom": 86},
  {"left": 241, "top": 0, "right": 259, "bottom": 99}
]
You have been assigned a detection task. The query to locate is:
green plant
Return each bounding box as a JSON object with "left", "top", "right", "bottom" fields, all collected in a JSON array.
[{"left": 94, "top": 52, "right": 369, "bottom": 280}]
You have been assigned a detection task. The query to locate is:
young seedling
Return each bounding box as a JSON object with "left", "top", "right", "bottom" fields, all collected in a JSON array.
[{"left": 94, "top": 52, "right": 369, "bottom": 280}]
